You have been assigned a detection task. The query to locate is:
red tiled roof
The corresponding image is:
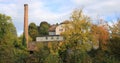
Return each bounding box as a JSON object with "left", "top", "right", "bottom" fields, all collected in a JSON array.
[{"left": 49, "top": 25, "right": 57, "bottom": 32}]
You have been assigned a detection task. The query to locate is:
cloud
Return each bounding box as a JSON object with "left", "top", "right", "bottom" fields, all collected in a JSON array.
[
  {"left": 0, "top": 0, "right": 72, "bottom": 36},
  {"left": 71, "top": 0, "right": 120, "bottom": 16},
  {"left": 0, "top": 4, "right": 17, "bottom": 17},
  {"left": 0, "top": 0, "right": 119, "bottom": 36},
  {"left": 28, "top": 0, "right": 72, "bottom": 25}
]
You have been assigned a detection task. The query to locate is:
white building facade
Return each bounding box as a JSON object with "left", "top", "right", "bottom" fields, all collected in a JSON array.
[
  {"left": 36, "top": 24, "right": 66, "bottom": 42},
  {"left": 55, "top": 24, "right": 66, "bottom": 35},
  {"left": 36, "top": 35, "right": 64, "bottom": 42},
  {"left": 36, "top": 21, "right": 70, "bottom": 42}
]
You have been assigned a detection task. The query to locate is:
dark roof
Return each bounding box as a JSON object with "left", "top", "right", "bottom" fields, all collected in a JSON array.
[
  {"left": 60, "top": 20, "right": 70, "bottom": 24},
  {"left": 49, "top": 25, "right": 57, "bottom": 32}
]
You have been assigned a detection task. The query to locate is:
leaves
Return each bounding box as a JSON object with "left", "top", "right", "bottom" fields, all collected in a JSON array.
[
  {"left": 91, "top": 25, "right": 109, "bottom": 51},
  {"left": 28, "top": 22, "right": 38, "bottom": 41},
  {"left": 0, "top": 14, "right": 17, "bottom": 45},
  {"left": 38, "top": 21, "right": 50, "bottom": 36},
  {"left": 61, "top": 9, "right": 93, "bottom": 52}
]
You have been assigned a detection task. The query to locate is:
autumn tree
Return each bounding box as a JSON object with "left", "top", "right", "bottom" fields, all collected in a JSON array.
[
  {"left": 61, "top": 9, "right": 93, "bottom": 51},
  {"left": 59, "top": 9, "right": 93, "bottom": 63},
  {"left": 91, "top": 24, "right": 109, "bottom": 51},
  {"left": 90, "top": 22, "right": 109, "bottom": 63}
]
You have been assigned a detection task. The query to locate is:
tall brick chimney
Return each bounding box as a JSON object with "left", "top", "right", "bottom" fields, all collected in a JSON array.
[{"left": 24, "top": 4, "right": 28, "bottom": 47}]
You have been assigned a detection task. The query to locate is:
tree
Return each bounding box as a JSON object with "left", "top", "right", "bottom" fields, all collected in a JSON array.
[
  {"left": 38, "top": 21, "right": 50, "bottom": 36},
  {"left": 108, "top": 19, "right": 120, "bottom": 60},
  {"left": 0, "top": 13, "right": 17, "bottom": 45},
  {"left": 88, "top": 19, "right": 110, "bottom": 63},
  {"left": 61, "top": 9, "right": 93, "bottom": 51},
  {"left": 34, "top": 43, "right": 50, "bottom": 63},
  {"left": 109, "top": 36, "right": 120, "bottom": 60},
  {"left": 110, "top": 19, "right": 120, "bottom": 37},
  {"left": 0, "top": 13, "right": 18, "bottom": 63},
  {"left": 28, "top": 22, "right": 38, "bottom": 41},
  {"left": 59, "top": 9, "right": 93, "bottom": 63},
  {"left": 91, "top": 24, "right": 109, "bottom": 51}
]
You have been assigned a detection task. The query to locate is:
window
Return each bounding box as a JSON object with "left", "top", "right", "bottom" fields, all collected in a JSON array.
[
  {"left": 59, "top": 29, "right": 63, "bottom": 31},
  {"left": 51, "top": 36, "right": 53, "bottom": 39},
  {"left": 46, "top": 37, "right": 48, "bottom": 40},
  {"left": 57, "top": 36, "right": 59, "bottom": 39}
]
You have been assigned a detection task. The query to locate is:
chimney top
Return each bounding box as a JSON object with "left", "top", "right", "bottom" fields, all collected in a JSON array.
[{"left": 24, "top": 4, "right": 28, "bottom": 6}]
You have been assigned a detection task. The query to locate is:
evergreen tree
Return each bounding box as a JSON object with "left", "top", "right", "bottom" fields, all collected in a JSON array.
[
  {"left": 38, "top": 21, "right": 50, "bottom": 36},
  {"left": 28, "top": 22, "right": 38, "bottom": 41}
]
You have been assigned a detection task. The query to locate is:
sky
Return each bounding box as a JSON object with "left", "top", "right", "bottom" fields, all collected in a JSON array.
[{"left": 0, "top": 0, "right": 120, "bottom": 36}]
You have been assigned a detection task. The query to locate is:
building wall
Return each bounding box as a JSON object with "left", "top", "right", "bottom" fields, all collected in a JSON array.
[
  {"left": 55, "top": 24, "right": 65, "bottom": 35},
  {"left": 36, "top": 36, "right": 64, "bottom": 42},
  {"left": 49, "top": 32, "right": 56, "bottom": 35}
]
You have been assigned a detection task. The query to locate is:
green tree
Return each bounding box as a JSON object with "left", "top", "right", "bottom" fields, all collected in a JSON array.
[
  {"left": 28, "top": 22, "right": 38, "bottom": 41},
  {"left": 16, "top": 33, "right": 32, "bottom": 48},
  {"left": 108, "top": 19, "right": 120, "bottom": 61},
  {"left": 109, "top": 36, "right": 120, "bottom": 60},
  {"left": 38, "top": 21, "right": 50, "bottom": 36},
  {"left": 0, "top": 13, "right": 18, "bottom": 63},
  {"left": 0, "top": 14, "right": 17, "bottom": 45},
  {"left": 34, "top": 43, "right": 50, "bottom": 63}
]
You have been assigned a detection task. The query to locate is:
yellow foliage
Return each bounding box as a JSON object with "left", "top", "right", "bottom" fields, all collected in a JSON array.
[{"left": 60, "top": 9, "right": 93, "bottom": 52}]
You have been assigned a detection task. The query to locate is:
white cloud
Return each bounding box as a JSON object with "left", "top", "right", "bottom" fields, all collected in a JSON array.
[
  {"left": 71, "top": 0, "right": 120, "bottom": 16},
  {"left": 0, "top": 0, "right": 72, "bottom": 36},
  {"left": 71, "top": 0, "right": 99, "bottom": 6},
  {"left": 28, "top": 0, "right": 71, "bottom": 25},
  {"left": 0, "top": 0, "right": 119, "bottom": 36},
  {"left": 0, "top": 3, "right": 17, "bottom": 17}
]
